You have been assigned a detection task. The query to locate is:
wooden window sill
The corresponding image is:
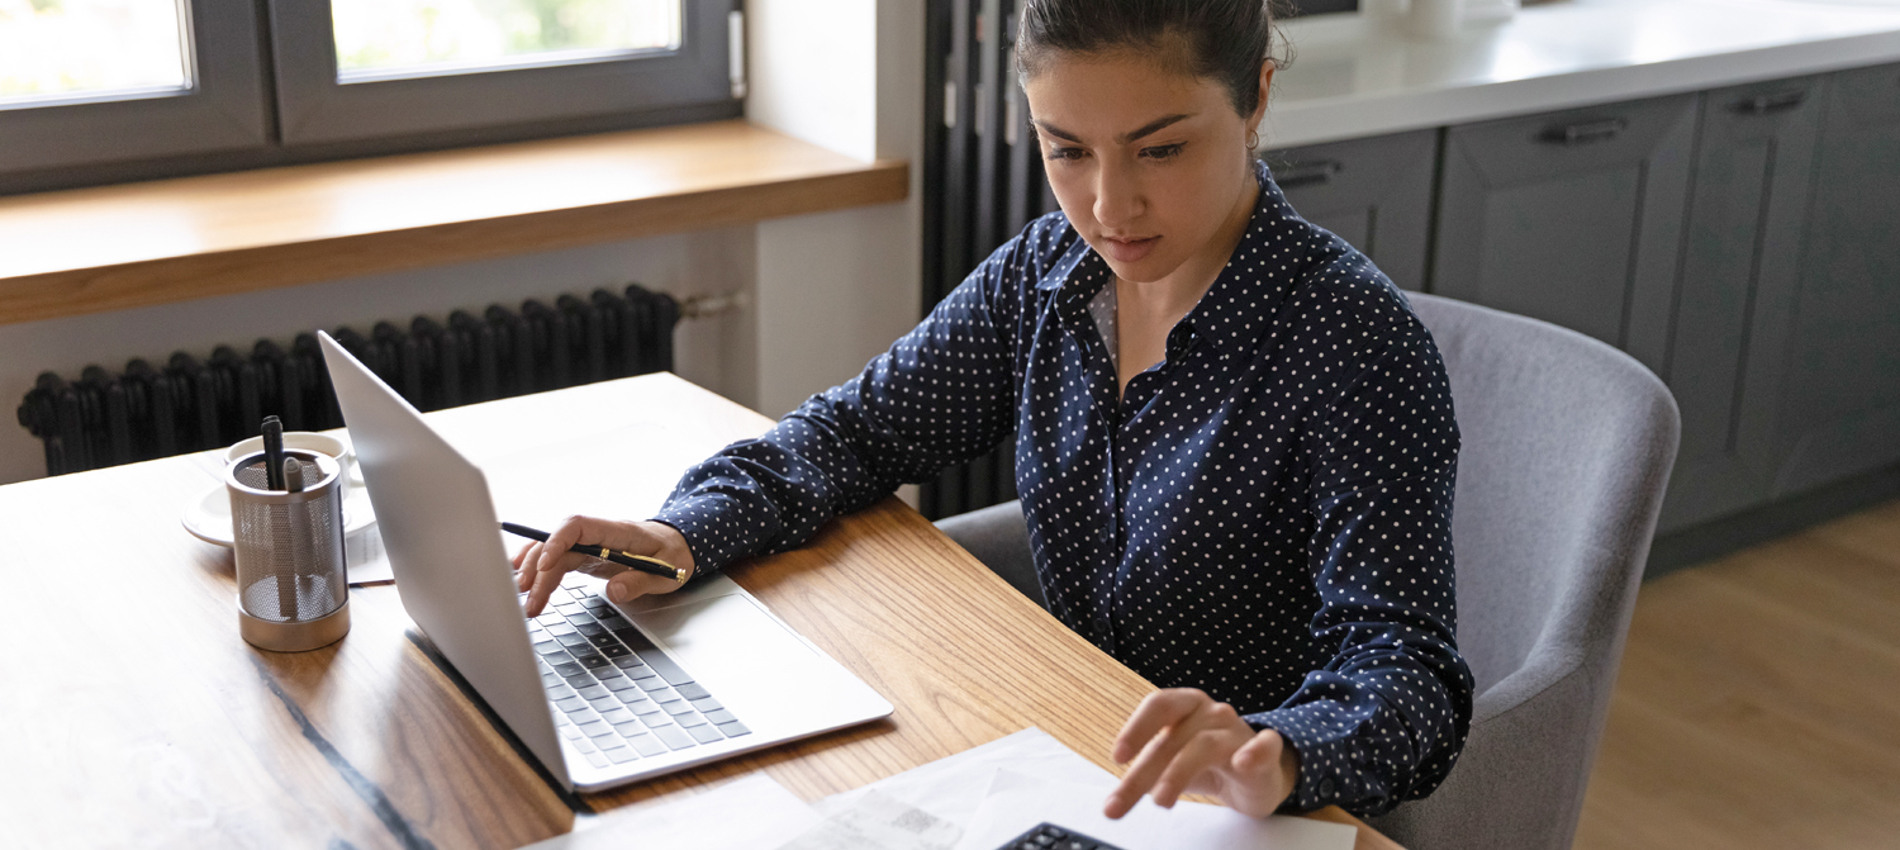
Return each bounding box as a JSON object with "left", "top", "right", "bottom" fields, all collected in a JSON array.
[{"left": 0, "top": 120, "right": 909, "bottom": 327}]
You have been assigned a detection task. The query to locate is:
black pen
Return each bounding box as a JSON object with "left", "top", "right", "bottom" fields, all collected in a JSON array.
[{"left": 501, "top": 521, "right": 688, "bottom": 585}]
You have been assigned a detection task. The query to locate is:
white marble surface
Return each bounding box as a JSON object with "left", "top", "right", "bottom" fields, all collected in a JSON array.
[{"left": 1262, "top": 0, "right": 1900, "bottom": 147}]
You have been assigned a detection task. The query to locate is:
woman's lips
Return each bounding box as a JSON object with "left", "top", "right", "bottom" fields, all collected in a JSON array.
[{"left": 1101, "top": 235, "right": 1159, "bottom": 264}]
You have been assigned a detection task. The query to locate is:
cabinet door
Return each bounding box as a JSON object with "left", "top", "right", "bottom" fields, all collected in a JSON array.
[
  {"left": 1267, "top": 130, "right": 1439, "bottom": 291},
  {"left": 1774, "top": 62, "right": 1900, "bottom": 495},
  {"left": 1657, "top": 76, "right": 1823, "bottom": 530},
  {"left": 1433, "top": 95, "right": 1698, "bottom": 375}
]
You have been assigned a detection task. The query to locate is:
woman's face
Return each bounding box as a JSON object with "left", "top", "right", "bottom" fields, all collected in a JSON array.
[{"left": 1024, "top": 49, "right": 1269, "bottom": 287}]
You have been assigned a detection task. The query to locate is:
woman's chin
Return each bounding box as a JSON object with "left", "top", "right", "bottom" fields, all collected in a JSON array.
[{"left": 1099, "top": 253, "right": 1179, "bottom": 285}]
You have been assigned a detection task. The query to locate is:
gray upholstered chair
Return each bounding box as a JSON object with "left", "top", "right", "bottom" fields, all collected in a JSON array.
[{"left": 935, "top": 292, "right": 1680, "bottom": 850}]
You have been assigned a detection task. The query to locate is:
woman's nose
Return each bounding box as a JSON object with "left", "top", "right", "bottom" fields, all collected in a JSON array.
[{"left": 1092, "top": 161, "right": 1143, "bottom": 229}]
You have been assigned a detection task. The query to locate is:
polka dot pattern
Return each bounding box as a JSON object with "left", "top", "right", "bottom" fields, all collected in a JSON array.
[{"left": 654, "top": 161, "right": 1474, "bottom": 817}]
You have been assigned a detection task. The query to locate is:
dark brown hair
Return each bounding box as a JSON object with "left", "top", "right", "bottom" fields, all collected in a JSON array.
[{"left": 1014, "top": 0, "right": 1285, "bottom": 118}]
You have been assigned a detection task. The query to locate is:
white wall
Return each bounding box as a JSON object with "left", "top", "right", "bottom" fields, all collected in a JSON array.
[
  {"left": 0, "top": 2, "right": 926, "bottom": 486},
  {"left": 748, "top": 0, "right": 924, "bottom": 417}
]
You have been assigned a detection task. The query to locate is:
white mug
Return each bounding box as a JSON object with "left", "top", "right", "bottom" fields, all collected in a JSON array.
[{"left": 225, "top": 431, "right": 362, "bottom": 490}]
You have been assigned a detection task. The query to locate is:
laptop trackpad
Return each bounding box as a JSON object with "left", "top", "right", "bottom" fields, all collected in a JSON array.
[{"left": 629, "top": 595, "right": 832, "bottom": 729}]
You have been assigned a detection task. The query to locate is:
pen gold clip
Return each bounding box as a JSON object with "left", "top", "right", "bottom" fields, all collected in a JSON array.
[
  {"left": 501, "top": 522, "right": 688, "bottom": 586},
  {"left": 597, "top": 546, "right": 689, "bottom": 586}
]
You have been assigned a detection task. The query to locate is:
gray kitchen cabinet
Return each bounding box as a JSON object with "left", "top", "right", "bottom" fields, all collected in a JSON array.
[
  {"left": 1773, "top": 61, "right": 1900, "bottom": 496},
  {"left": 1266, "top": 129, "right": 1439, "bottom": 291},
  {"left": 1656, "top": 75, "right": 1825, "bottom": 531},
  {"left": 1432, "top": 94, "right": 1699, "bottom": 377}
]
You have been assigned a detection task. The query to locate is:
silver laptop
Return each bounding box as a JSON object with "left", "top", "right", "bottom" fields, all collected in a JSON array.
[{"left": 318, "top": 331, "right": 892, "bottom": 792}]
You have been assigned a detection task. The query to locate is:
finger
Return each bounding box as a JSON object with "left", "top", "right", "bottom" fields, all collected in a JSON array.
[
  {"left": 514, "top": 542, "right": 543, "bottom": 591},
  {"left": 1150, "top": 720, "right": 1243, "bottom": 808},
  {"left": 1111, "top": 689, "right": 1208, "bottom": 764},
  {"left": 602, "top": 569, "right": 683, "bottom": 604},
  {"left": 1222, "top": 730, "right": 1297, "bottom": 818},
  {"left": 526, "top": 548, "right": 603, "bottom": 617},
  {"left": 1108, "top": 702, "right": 1214, "bottom": 818},
  {"left": 1232, "top": 728, "right": 1284, "bottom": 774},
  {"left": 526, "top": 516, "right": 605, "bottom": 615},
  {"left": 1107, "top": 696, "right": 1245, "bottom": 818}
]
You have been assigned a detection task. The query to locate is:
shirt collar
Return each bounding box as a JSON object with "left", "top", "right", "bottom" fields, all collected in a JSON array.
[{"left": 1035, "top": 160, "right": 1306, "bottom": 358}]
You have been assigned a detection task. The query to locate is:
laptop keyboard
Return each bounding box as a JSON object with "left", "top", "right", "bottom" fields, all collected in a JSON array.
[{"left": 525, "top": 580, "right": 750, "bottom": 770}]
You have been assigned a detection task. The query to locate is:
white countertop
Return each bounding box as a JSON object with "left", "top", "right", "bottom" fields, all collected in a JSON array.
[{"left": 1262, "top": 0, "right": 1900, "bottom": 147}]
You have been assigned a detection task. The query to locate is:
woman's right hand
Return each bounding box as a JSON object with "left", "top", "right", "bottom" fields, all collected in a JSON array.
[{"left": 511, "top": 516, "right": 698, "bottom": 617}]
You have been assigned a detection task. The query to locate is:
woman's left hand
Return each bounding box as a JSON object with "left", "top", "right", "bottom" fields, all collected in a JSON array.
[{"left": 1104, "top": 688, "right": 1301, "bottom": 819}]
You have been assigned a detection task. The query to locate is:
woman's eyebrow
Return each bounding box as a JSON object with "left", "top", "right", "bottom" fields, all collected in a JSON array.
[
  {"left": 1032, "top": 113, "right": 1195, "bottom": 145},
  {"left": 1119, "top": 113, "right": 1194, "bottom": 143}
]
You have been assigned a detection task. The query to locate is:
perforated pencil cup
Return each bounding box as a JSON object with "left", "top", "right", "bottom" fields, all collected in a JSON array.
[{"left": 226, "top": 449, "right": 351, "bottom": 652}]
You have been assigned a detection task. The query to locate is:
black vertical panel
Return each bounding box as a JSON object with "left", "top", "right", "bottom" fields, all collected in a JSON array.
[
  {"left": 969, "top": 3, "right": 1009, "bottom": 523},
  {"left": 921, "top": 0, "right": 1040, "bottom": 519},
  {"left": 936, "top": 0, "right": 978, "bottom": 308},
  {"left": 922, "top": 0, "right": 952, "bottom": 323},
  {"left": 973, "top": 0, "right": 1008, "bottom": 263}
]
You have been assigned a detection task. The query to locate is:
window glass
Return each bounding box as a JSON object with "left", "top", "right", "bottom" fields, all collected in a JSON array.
[
  {"left": 0, "top": 0, "right": 190, "bottom": 107},
  {"left": 330, "top": 0, "right": 682, "bottom": 82}
]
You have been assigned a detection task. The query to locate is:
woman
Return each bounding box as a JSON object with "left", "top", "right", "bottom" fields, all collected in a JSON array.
[{"left": 515, "top": 0, "right": 1472, "bottom": 821}]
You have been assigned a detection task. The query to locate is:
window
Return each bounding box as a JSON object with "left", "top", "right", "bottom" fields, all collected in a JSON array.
[
  {"left": 0, "top": 0, "right": 270, "bottom": 176},
  {"left": 0, "top": 0, "right": 739, "bottom": 189}
]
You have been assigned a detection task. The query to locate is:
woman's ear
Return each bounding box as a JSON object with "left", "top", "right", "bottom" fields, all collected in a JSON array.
[{"left": 1250, "top": 59, "right": 1276, "bottom": 131}]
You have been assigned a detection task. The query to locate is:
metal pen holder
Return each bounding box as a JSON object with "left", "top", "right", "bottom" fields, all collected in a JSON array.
[{"left": 227, "top": 449, "right": 351, "bottom": 652}]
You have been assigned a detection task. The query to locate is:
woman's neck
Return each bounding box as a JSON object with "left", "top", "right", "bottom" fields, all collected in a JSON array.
[{"left": 1116, "top": 167, "right": 1259, "bottom": 319}]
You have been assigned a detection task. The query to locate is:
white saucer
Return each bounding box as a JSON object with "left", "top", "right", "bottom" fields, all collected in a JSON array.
[{"left": 182, "top": 481, "right": 377, "bottom": 548}]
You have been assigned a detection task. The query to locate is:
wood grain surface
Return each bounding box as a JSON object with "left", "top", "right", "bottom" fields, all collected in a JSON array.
[
  {"left": 0, "top": 120, "right": 907, "bottom": 326},
  {"left": 1575, "top": 498, "right": 1900, "bottom": 850},
  {"left": 0, "top": 374, "right": 1397, "bottom": 849}
]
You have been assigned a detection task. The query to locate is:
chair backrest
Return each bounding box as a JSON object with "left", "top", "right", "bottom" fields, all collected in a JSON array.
[
  {"left": 936, "top": 293, "right": 1680, "bottom": 850},
  {"left": 1371, "top": 292, "right": 1679, "bottom": 850}
]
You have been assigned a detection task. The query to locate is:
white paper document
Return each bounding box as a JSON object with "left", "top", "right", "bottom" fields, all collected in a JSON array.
[
  {"left": 777, "top": 790, "right": 963, "bottom": 850},
  {"left": 517, "top": 773, "right": 820, "bottom": 850},
  {"left": 814, "top": 727, "right": 1118, "bottom": 827},
  {"left": 952, "top": 769, "right": 1355, "bottom": 850},
  {"left": 820, "top": 728, "right": 1353, "bottom": 850}
]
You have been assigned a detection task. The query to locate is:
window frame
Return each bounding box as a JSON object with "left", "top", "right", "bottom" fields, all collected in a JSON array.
[
  {"left": 1, "top": 0, "right": 740, "bottom": 192},
  {"left": 0, "top": 0, "right": 271, "bottom": 176},
  {"left": 266, "top": 0, "right": 738, "bottom": 146}
]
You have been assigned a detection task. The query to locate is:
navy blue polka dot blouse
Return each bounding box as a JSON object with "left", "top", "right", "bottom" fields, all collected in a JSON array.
[{"left": 655, "top": 160, "right": 1474, "bottom": 817}]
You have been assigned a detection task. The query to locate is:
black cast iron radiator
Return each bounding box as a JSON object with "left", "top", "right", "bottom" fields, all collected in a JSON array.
[{"left": 17, "top": 284, "right": 679, "bottom": 477}]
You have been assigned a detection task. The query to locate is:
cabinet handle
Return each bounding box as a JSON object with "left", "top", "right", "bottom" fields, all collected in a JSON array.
[
  {"left": 1538, "top": 118, "right": 1627, "bottom": 146},
  {"left": 1729, "top": 90, "right": 1807, "bottom": 115},
  {"left": 1274, "top": 160, "right": 1343, "bottom": 189}
]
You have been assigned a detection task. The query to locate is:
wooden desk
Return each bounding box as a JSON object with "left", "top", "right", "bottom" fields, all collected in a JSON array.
[{"left": 0, "top": 374, "right": 1398, "bottom": 849}]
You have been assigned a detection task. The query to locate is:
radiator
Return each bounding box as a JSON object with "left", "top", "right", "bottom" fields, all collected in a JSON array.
[
  {"left": 920, "top": 0, "right": 1050, "bottom": 520},
  {"left": 16, "top": 284, "right": 680, "bottom": 477}
]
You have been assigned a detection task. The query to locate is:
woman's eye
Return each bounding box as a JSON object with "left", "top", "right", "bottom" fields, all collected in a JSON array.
[
  {"left": 1142, "top": 143, "right": 1185, "bottom": 161},
  {"left": 1045, "top": 146, "right": 1086, "bottom": 162}
]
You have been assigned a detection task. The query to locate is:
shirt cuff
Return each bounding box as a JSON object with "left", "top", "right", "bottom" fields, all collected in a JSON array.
[
  {"left": 651, "top": 493, "right": 768, "bottom": 578},
  {"left": 1247, "top": 702, "right": 1367, "bottom": 814}
]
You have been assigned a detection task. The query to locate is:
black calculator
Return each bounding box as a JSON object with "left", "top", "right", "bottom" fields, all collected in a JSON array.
[{"left": 994, "top": 822, "right": 1130, "bottom": 850}]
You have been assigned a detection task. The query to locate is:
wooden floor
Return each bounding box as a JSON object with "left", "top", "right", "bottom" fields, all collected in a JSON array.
[{"left": 1573, "top": 498, "right": 1900, "bottom": 849}]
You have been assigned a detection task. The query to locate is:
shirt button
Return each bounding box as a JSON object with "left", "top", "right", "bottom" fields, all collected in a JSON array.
[{"left": 1318, "top": 777, "right": 1336, "bottom": 799}]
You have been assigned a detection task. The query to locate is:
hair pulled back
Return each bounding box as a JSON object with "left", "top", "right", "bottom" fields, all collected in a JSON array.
[{"left": 1014, "top": 0, "right": 1285, "bottom": 118}]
